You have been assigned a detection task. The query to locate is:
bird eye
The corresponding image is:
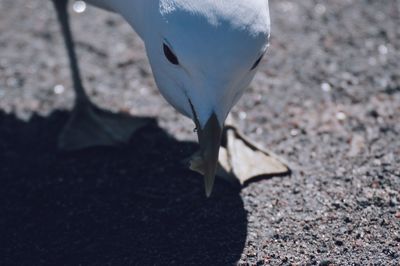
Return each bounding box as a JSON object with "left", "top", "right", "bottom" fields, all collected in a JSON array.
[
  {"left": 163, "top": 43, "right": 179, "bottom": 65},
  {"left": 251, "top": 54, "right": 264, "bottom": 70}
]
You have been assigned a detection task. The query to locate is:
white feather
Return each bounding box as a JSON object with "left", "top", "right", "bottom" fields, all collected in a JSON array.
[{"left": 86, "top": 0, "right": 270, "bottom": 127}]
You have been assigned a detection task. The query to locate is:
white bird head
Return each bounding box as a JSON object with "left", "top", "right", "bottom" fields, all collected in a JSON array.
[{"left": 142, "top": 0, "right": 271, "bottom": 196}]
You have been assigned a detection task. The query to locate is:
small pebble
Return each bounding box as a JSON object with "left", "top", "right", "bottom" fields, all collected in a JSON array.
[
  {"left": 373, "top": 159, "right": 381, "bottom": 166},
  {"left": 255, "top": 127, "right": 263, "bottom": 135},
  {"left": 319, "top": 260, "right": 333, "bottom": 266},
  {"left": 290, "top": 129, "right": 299, "bottom": 136},
  {"left": 73, "top": 0, "right": 86, "bottom": 13},
  {"left": 53, "top": 84, "right": 65, "bottom": 94},
  {"left": 336, "top": 111, "right": 347, "bottom": 121},
  {"left": 378, "top": 44, "right": 388, "bottom": 55},
  {"left": 321, "top": 82, "right": 331, "bottom": 92},
  {"left": 314, "top": 4, "right": 326, "bottom": 15},
  {"left": 335, "top": 239, "right": 344, "bottom": 246},
  {"left": 239, "top": 111, "right": 247, "bottom": 120}
]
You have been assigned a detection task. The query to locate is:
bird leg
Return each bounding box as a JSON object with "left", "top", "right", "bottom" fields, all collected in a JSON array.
[
  {"left": 187, "top": 115, "right": 290, "bottom": 186},
  {"left": 52, "top": 0, "right": 152, "bottom": 151}
]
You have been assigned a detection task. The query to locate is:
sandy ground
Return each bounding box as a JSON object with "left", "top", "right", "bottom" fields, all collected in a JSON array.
[{"left": 0, "top": 0, "right": 399, "bottom": 265}]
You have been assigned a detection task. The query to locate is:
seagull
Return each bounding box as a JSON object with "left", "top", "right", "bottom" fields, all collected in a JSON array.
[{"left": 51, "top": 0, "right": 286, "bottom": 197}]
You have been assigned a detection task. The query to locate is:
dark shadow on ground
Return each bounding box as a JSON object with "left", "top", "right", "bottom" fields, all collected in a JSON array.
[{"left": 0, "top": 111, "right": 247, "bottom": 265}]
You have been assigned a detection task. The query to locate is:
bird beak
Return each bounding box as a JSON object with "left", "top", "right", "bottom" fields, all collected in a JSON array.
[
  {"left": 188, "top": 100, "right": 223, "bottom": 197},
  {"left": 196, "top": 113, "right": 223, "bottom": 197}
]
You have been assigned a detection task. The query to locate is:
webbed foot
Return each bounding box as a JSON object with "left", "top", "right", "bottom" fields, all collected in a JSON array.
[
  {"left": 58, "top": 102, "right": 153, "bottom": 151},
  {"left": 186, "top": 119, "right": 290, "bottom": 186}
]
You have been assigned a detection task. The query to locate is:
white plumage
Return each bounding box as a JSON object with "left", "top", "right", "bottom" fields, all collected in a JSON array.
[
  {"left": 86, "top": 0, "right": 270, "bottom": 126},
  {"left": 53, "top": 0, "right": 272, "bottom": 196}
]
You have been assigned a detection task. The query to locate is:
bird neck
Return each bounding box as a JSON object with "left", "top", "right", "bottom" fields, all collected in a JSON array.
[{"left": 106, "top": 0, "right": 158, "bottom": 40}]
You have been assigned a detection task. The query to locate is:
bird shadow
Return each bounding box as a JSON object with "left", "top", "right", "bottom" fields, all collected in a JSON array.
[{"left": 0, "top": 111, "right": 247, "bottom": 265}]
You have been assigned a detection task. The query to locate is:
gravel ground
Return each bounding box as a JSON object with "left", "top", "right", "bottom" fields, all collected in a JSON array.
[{"left": 1, "top": 0, "right": 399, "bottom": 265}]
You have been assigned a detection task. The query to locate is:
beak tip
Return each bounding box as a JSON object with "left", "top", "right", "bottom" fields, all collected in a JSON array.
[
  {"left": 205, "top": 186, "right": 212, "bottom": 198},
  {"left": 195, "top": 112, "right": 222, "bottom": 199},
  {"left": 204, "top": 173, "right": 215, "bottom": 198}
]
